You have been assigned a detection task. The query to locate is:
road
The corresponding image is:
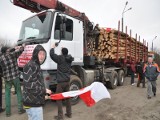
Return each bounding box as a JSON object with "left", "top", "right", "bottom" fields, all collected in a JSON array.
[{"left": 0, "top": 76, "right": 160, "bottom": 120}]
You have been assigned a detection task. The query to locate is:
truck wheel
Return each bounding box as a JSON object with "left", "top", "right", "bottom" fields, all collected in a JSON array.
[
  {"left": 69, "top": 75, "right": 83, "bottom": 105},
  {"left": 118, "top": 70, "right": 125, "bottom": 86},
  {"left": 108, "top": 71, "right": 118, "bottom": 89}
]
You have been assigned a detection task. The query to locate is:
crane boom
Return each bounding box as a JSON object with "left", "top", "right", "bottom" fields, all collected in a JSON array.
[{"left": 13, "top": 0, "right": 89, "bottom": 21}]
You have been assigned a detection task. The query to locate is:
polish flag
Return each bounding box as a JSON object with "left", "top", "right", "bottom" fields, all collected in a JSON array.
[{"left": 50, "top": 82, "right": 111, "bottom": 107}]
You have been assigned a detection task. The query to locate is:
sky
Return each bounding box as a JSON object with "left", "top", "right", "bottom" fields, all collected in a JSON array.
[{"left": 0, "top": 0, "right": 160, "bottom": 50}]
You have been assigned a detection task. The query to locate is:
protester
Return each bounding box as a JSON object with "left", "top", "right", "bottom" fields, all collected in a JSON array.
[
  {"left": 0, "top": 45, "right": 26, "bottom": 117},
  {"left": 137, "top": 59, "right": 145, "bottom": 88},
  {"left": 144, "top": 57, "right": 160, "bottom": 99},
  {"left": 130, "top": 60, "right": 136, "bottom": 85},
  {"left": 0, "top": 65, "right": 5, "bottom": 113},
  {"left": 23, "top": 45, "right": 51, "bottom": 120},
  {"left": 50, "top": 44, "right": 74, "bottom": 120},
  {"left": 10, "top": 48, "right": 18, "bottom": 95}
]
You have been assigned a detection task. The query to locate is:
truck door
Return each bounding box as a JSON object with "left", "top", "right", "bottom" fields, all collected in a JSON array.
[
  {"left": 52, "top": 13, "right": 74, "bottom": 56},
  {"left": 50, "top": 13, "right": 83, "bottom": 69}
]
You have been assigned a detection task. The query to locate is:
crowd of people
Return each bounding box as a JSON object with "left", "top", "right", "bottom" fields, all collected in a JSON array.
[
  {"left": 0, "top": 43, "right": 73, "bottom": 120},
  {"left": 130, "top": 57, "right": 160, "bottom": 99},
  {"left": 0, "top": 42, "right": 160, "bottom": 120}
]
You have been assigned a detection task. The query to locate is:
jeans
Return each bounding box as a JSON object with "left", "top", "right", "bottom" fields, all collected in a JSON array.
[
  {"left": 5, "top": 77, "right": 23, "bottom": 114},
  {"left": 26, "top": 107, "right": 43, "bottom": 120},
  {"left": 56, "top": 82, "right": 71, "bottom": 119},
  {"left": 147, "top": 80, "right": 156, "bottom": 97}
]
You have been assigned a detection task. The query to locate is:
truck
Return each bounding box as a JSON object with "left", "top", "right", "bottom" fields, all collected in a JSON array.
[{"left": 12, "top": 0, "right": 148, "bottom": 104}]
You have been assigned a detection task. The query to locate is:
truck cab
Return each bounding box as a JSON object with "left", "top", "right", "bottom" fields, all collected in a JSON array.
[{"left": 18, "top": 10, "right": 84, "bottom": 68}]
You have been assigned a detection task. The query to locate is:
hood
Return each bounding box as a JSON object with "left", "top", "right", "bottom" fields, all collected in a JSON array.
[
  {"left": 65, "top": 55, "right": 74, "bottom": 63},
  {"left": 1, "top": 46, "right": 10, "bottom": 54},
  {"left": 31, "top": 45, "right": 46, "bottom": 65}
]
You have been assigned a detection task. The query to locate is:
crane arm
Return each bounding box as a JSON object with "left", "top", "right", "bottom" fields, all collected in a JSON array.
[{"left": 13, "top": 0, "right": 89, "bottom": 21}]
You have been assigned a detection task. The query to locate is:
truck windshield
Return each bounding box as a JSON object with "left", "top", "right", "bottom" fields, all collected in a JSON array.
[{"left": 19, "top": 11, "right": 52, "bottom": 43}]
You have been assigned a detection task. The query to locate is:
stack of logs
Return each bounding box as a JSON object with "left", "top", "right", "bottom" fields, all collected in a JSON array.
[{"left": 87, "top": 28, "right": 148, "bottom": 61}]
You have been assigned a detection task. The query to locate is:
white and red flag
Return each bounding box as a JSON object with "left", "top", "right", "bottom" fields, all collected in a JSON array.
[{"left": 50, "top": 82, "right": 111, "bottom": 107}]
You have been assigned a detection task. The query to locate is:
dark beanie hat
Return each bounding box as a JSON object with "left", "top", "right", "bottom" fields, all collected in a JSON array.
[{"left": 62, "top": 48, "right": 68, "bottom": 55}]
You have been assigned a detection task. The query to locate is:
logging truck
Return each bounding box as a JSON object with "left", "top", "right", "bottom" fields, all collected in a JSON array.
[{"left": 13, "top": 0, "right": 148, "bottom": 104}]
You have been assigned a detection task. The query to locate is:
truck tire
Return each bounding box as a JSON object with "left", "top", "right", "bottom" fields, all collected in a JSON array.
[
  {"left": 118, "top": 70, "right": 125, "bottom": 86},
  {"left": 69, "top": 75, "right": 83, "bottom": 105},
  {"left": 108, "top": 71, "right": 118, "bottom": 89}
]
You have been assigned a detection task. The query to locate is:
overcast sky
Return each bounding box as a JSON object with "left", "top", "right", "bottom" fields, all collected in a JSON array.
[{"left": 0, "top": 0, "right": 160, "bottom": 50}]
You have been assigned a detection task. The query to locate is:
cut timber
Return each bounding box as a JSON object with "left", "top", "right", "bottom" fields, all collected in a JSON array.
[{"left": 87, "top": 28, "right": 148, "bottom": 62}]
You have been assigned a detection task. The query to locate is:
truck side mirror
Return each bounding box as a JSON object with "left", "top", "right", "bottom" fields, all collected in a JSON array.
[
  {"left": 60, "top": 15, "right": 67, "bottom": 23},
  {"left": 60, "top": 23, "right": 66, "bottom": 39},
  {"left": 63, "top": 16, "right": 67, "bottom": 23},
  {"left": 56, "top": 14, "right": 67, "bottom": 46},
  {"left": 59, "top": 15, "right": 66, "bottom": 40}
]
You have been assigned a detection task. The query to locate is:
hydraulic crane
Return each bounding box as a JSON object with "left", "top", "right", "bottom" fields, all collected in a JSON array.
[{"left": 13, "top": 0, "right": 90, "bottom": 24}]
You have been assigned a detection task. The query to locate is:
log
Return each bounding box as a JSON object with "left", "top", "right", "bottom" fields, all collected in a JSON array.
[
  {"left": 103, "top": 34, "right": 108, "bottom": 39},
  {"left": 86, "top": 28, "right": 147, "bottom": 61}
]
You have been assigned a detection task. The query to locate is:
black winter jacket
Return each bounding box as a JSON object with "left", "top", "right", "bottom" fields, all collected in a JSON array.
[
  {"left": 50, "top": 48, "right": 74, "bottom": 83},
  {"left": 23, "top": 45, "right": 46, "bottom": 107},
  {"left": 136, "top": 61, "right": 144, "bottom": 74}
]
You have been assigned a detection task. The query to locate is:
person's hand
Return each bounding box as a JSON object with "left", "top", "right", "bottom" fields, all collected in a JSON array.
[
  {"left": 55, "top": 42, "right": 59, "bottom": 47},
  {"left": 46, "top": 89, "right": 52, "bottom": 94},
  {"left": 52, "top": 43, "right": 56, "bottom": 48},
  {"left": 45, "top": 95, "right": 50, "bottom": 100}
]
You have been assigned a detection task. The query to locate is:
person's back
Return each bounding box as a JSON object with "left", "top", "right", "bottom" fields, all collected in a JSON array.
[
  {"left": 130, "top": 60, "right": 136, "bottom": 85},
  {"left": 0, "top": 51, "right": 20, "bottom": 81},
  {"left": 57, "top": 55, "right": 73, "bottom": 82},
  {"left": 137, "top": 60, "right": 145, "bottom": 88},
  {"left": 50, "top": 46, "right": 74, "bottom": 120},
  {"left": 137, "top": 61, "right": 144, "bottom": 74},
  {"left": 50, "top": 48, "right": 74, "bottom": 83}
]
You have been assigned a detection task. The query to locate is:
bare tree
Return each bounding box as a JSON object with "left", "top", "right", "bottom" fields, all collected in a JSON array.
[{"left": 0, "top": 36, "right": 14, "bottom": 48}]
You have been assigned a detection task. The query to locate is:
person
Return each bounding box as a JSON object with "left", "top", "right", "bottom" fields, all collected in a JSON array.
[
  {"left": 50, "top": 44, "right": 74, "bottom": 120},
  {"left": 130, "top": 60, "right": 136, "bottom": 85},
  {"left": 137, "top": 59, "right": 145, "bottom": 88},
  {"left": 93, "top": 24, "right": 100, "bottom": 49},
  {"left": 144, "top": 57, "right": 160, "bottom": 99},
  {"left": 0, "top": 65, "right": 5, "bottom": 113},
  {"left": 0, "top": 45, "right": 26, "bottom": 117},
  {"left": 10, "top": 48, "right": 18, "bottom": 95},
  {"left": 23, "top": 45, "right": 51, "bottom": 120}
]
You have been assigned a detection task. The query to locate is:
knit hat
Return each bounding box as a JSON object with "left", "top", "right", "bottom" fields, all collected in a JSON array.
[{"left": 62, "top": 48, "right": 68, "bottom": 55}]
